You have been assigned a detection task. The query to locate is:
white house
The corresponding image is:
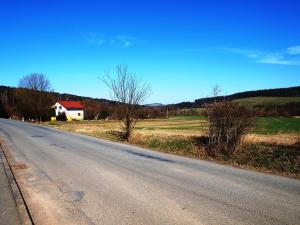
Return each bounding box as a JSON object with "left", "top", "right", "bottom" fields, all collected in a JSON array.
[{"left": 53, "top": 101, "right": 84, "bottom": 121}]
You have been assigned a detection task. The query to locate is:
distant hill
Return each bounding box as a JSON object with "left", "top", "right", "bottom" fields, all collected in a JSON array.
[
  {"left": 0, "top": 86, "right": 162, "bottom": 120},
  {"left": 0, "top": 85, "right": 115, "bottom": 104},
  {"left": 145, "top": 103, "right": 164, "bottom": 107},
  {"left": 0, "top": 85, "right": 117, "bottom": 120},
  {"left": 169, "top": 86, "right": 300, "bottom": 108},
  {"left": 232, "top": 97, "right": 300, "bottom": 107}
]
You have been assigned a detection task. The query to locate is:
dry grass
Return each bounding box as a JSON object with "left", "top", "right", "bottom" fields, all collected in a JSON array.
[
  {"left": 47, "top": 117, "right": 299, "bottom": 145},
  {"left": 243, "top": 134, "right": 300, "bottom": 146},
  {"left": 47, "top": 118, "right": 209, "bottom": 143}
]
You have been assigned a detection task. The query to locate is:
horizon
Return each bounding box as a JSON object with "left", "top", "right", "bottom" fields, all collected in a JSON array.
[{"left": 1, "top": 0, "right": 300, "bottom": 104}]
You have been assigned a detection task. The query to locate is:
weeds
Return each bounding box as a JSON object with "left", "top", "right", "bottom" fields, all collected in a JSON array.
[
  {"left": 234, "top": 144, "right": 300, "bottom": 174},
  {"left": 130, "top": 135, "right": 201, "bottom": 157}
]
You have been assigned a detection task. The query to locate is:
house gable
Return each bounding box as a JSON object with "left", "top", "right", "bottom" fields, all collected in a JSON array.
[{"left": 53, "top": 101, "right": 84, "bottom": 120}]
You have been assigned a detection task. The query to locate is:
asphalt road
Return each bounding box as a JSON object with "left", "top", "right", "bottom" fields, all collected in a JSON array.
[{"left": 0, "top": 118, "right": 299, "bottom": 225}]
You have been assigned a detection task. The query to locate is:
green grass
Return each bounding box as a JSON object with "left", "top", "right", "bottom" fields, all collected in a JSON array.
[
  {"left": 170, "top": 115, "right": 300, "bottom": 134},
  {"left": 168, "top": 115, "right": 206, "bottom": 120},
  {"left": 169, "top": 116, "right": 300, "bottom": 134},
  {"left": 131, "top": 136, "right": 199, "bottom": 157},
  {"left": 135, "top": 126, "right": 206, "bottom": 131},
  {"left": 233, "top": 97, "right": 300, "bottom": 107},
  {"left": 254, "top": 117, "right": 300, "bottom": 134}
]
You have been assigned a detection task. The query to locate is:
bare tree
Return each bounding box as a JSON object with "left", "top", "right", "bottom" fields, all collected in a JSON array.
[
  {"left": 19, "top": 73, "right": 51, "bottom": 92},
  {"left": 212, "top": 84, "right": 222, "bottom": 103},
  {"left": 102, "top": 64, "right": 151, "bottom": 140},
  {"left": 17, "top": 73, "right": 53, "bottom": 121}
]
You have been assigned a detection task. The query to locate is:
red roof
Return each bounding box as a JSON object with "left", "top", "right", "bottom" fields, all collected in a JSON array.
[{"left": 58, "top": 101, "right": 84, "bottom": 109}]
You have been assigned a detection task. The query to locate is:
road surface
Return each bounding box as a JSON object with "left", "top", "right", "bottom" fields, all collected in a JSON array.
[
  {"left": 0, "top": 118, "right": 299, "bottom": 225},
  {"left": 0, "top": 150, "right": 22, "bottom": 225}
]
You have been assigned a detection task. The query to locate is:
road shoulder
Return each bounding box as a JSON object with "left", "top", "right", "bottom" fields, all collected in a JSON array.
[{"left": 0, "top": 141, "right": 32, "bottom": 225}]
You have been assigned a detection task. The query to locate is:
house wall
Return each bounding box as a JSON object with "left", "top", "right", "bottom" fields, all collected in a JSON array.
[
  {"left": 65, "top": 109, "right": 84, "bottom": 120},
  {"left": 54, "top": 103, "right": 66, "bottom": 116},
  {"left": 53, "top": 103, "right": 84, "bottom": 120}
]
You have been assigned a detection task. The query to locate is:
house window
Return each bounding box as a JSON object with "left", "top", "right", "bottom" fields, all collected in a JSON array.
[{"left": 78, "top": 113, "right": 81, "bottom": 116}]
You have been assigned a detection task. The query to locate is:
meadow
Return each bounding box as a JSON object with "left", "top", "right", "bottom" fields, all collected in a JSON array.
[
  {"left": 254, "top": 117, "right": 300, "bottom": 134},
  {"left": 50, "top": 115, "right": 300, "bottom": 136},
  {"left": 232, "top": 96, "right": 300, "bottom": 107}
]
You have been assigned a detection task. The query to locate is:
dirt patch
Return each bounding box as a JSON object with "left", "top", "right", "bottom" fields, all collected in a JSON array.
[
  {"left": 11, "top": 163, "right": 28, "bottom": 170},
  {"left": 0, "top": 140, "right": 29, "bottom": 170}
]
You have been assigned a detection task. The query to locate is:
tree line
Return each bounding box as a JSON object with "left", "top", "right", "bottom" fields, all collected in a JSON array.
[
  {"left": 169, "top": 86, "right": 300, "bottom": 106},
  {"left": 0, "top": 73, "right": 164, "bottom": 122}
]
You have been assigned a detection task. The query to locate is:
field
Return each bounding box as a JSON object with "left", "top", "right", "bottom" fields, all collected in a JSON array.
[
  {"left": 50, "top": 115, "right": 300, "bottom": 136},
  {"left": 232, "top": 96, "right": 300, "bottom": 107},
  {"left": 48, "top": 116, "right": 300, "bottom": 147},
  {"left": 47, "top": 116, "right": 300, "bottom": 178},
  {"left": 255, "top": 117, "right": 300, "bottom": 134}
]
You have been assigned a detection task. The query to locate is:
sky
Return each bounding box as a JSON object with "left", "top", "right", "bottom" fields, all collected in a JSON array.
[{"left": 0, "top": 0, "right": 300, "bottom": 104}]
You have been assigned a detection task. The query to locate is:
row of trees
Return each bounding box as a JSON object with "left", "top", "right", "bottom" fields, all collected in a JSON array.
[
  {"left": 83, "top": 99, "right": 164, "bottom": 121},
  {"left": 0, "top": 70, "right": 162, "bottom": 123},
  {"left": 0, "top": 74, "right": 54, "bottom": 121},
  {"left": 0, "top": 85, "right": 164, "bottom": 122},
  {"left": 17, "top": 74, "right": 54, "bottom": 121}
]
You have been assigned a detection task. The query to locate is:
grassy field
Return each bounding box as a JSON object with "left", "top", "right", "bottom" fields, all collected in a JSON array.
[
  {"left": 255, "top": 117, "right": 300, "bottom": 134},
  {"left": 232, "top": 96, "right": 300, "bottom": 107},
  {"left": 49, "top": 115, "right": 300, "bottom": 137},
  {"left": 47, "top": 116, "right": 300, "bottom": 178},
  {"left": 50, "top": 116, "right": 206, "bottom": 136}
]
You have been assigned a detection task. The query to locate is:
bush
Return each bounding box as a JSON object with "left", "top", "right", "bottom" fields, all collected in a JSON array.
[
  {"left": 206, "top": 102, "right": 253, "bottom": 156},
  {"left": 56, "top": 112, "right": 67, "bottom": 121}
]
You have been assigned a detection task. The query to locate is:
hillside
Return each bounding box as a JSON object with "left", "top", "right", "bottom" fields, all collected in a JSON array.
[
  {"left": 232, "top": 97, "right": 300, "bottom": 107},
  {"left": 170, "top": 86, "right": 300, "bottom": 108},
  {"left": 0, "top": 86, "right": 162, "bottom": 120},
  {"left": 0, "top": 85, "right": 116, "bottom": 120},
  {"left": 0, "top": 85, "right": 114, "bottom": 104}
]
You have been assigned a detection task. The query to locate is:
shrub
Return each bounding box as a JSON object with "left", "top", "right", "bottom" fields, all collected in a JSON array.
[
  {"left": 206, "top": 102, "right": 253, "bottom": 156},
  {"left": 56, "top": 112, "right": 67, "bottom": 121}
]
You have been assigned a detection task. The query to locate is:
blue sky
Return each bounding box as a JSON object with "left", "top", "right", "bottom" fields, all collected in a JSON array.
[{"left": 0, "top": 0, "right": 299, "bottom": 104}]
